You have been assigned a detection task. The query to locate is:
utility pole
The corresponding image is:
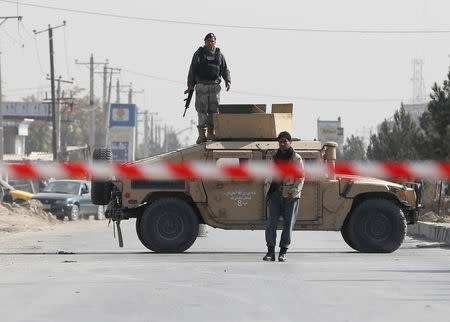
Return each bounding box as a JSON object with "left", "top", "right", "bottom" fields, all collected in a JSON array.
[
  {"left": 116, "top": 78, "right": 120, "bottom": 103},
  {"left": 104, "top": 67, "right": 121, "bottom": 146},
  {"left": 34, "top": 21, "right": 66, "bottom": 161},
  {"left": 75, "top": 55, "right": 108, "bottom": 153},
  {"left": 0, "top": 16, "right": 23, "bottom": 166},
  {"left": 143, "top": 111, "right": 149, "bottom": 156},
  {"left": 95, "top": 63, "right": 120, "bottom": 144},
  {"left": 46, "top": 76, "right": 73, "bottom": 156},
  {"left": 123, "top": 84, "right": 144, "bottom": 152}
]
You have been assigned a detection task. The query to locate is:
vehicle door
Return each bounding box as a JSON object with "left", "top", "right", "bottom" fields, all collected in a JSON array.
[
  {"left": 296, "top": 154, "right": 321, "bottom": 223},
  {"left": 265, "top": 150, "right": 321, "bottom": 223},
  {"left": 202, "top": 150, "right": 265, "bottom": 224},
  {"left": 79, "top": 182, "right": 92, "bottom": 215}
]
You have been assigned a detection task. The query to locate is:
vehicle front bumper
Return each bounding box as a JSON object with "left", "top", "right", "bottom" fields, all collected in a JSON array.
[
  {"left": 42, "top": 204, "right": 74, "bottom": 216},
  {"left": 405, "top": 208, "right": 419, "bottom": 225}
]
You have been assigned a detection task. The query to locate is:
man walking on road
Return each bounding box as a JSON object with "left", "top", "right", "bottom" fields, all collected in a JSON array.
[
  {"left": 186, "top": 33, "right": 231, "bottom": 144},
  {"left": 264, "top": 131, "right": 305, "bottom": 262}
]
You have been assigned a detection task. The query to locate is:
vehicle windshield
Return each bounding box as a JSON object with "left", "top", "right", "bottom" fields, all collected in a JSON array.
[
  {"left": 0, "top": 178, "right": 15, "bottom": 191},
  {"left": 43, "top": 181, "right": 80, "bottom": 195}
]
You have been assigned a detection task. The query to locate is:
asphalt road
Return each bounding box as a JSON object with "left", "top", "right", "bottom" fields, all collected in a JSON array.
[{"left": 0, "top": 220, "right": 449, "bottom": 322}]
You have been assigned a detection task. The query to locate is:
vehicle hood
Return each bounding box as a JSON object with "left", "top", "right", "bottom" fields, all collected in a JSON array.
[
  {"left": 32, "top": 193, "right": 77, "bottom": 200},
  {"left": 11, "top": 190, "right": 34, "bottom": 200},
  {"left": 337, "top": 174, "right": 404, "bottom": 189}
]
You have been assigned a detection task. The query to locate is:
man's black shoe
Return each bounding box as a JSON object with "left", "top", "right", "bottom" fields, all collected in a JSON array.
[
  {"left": 263, "top": 252, "right": 275, "bottom": 261},
  {"left": 263, "top": 246, "right": 275, "bottom": 261},
  {"left": 278, "top": 247, "right": 288, "bottom": 262},
  {"left": 278, "top": 253, "right": 287, "bottom": 262}
]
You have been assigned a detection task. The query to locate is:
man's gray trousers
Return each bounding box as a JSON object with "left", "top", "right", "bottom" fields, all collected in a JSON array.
[{"left": 265, "top": 190, "right": 300, "bottom": 248}]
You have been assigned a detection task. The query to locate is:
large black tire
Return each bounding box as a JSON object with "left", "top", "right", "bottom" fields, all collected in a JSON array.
[
  {"left": 91, "top": 148, "right": 113, "bottom": 205},
  {"left": 340, "top": 218, "right": 359, "bottom": 251},
  {"left": 135, "top": 217, "right": 145, "bottom": 246},
  {"left": 138, "top": 198, "right": 199, "bottom": 253},
  {"left": 346, "top": 199, "right": 407, "bottom": 253}
]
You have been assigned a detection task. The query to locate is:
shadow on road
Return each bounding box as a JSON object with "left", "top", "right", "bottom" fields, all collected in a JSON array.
[{"left": 0, "top": 250, "right": 357, "bottom": 256}]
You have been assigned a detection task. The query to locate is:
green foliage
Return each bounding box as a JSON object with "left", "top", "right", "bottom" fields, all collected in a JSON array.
[
  {"left": 419, "top": 73, "right": 450, "bottom": 160},
  {"left": 25, "top": 120, "right": 52, "bottom": 154},
  {"left": 23, "top": 94, "right": 52, "bottom": 154},
  {"left": 367, "top": 106, "right": 423, "bottom": 160},
  {"left": 342, "top": 135, "right": 366, "bottom": 160},
  {"left": 26, "top": 86, "right": 106, "bottom": 153},
  {"left": 60, "top": 93, "right": 104, "bottom": 149}
]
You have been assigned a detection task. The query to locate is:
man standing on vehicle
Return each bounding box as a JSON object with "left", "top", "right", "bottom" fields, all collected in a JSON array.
[
  {"left": 264, "top": 131, "right": 305, "bottom": 262},
  {"left": 186, "top": 33, "right": 231, "bottom": 144}
]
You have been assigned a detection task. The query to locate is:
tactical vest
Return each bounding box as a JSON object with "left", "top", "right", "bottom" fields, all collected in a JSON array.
[{"left": 196, "top": 47, "right": 221, "bottom": 81}]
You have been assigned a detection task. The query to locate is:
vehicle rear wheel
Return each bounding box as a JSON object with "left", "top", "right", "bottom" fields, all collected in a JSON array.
[
  {"left": 347, "top": 198, "right": 406, "bottom": 253},
  {"left": 139, "top": 198, "right": 199, "bottom": 253},
  {"left": 91, "top": 147, "right": 113, "bottom": 205},
  {"left": 69, "top": 204, "right": 80, "bottom": 221},
  {"left": 95, "top": 205, "right": 104, "bottom": 220}
]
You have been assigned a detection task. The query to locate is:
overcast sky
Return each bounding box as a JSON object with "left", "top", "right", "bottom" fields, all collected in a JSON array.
[{"left": 1, "top": 0, "right": 450, "bottom": 146}]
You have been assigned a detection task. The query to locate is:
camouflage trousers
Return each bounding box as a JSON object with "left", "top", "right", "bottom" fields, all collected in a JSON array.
[{"left": 195, "top": 83, "right": 221, "bottom": 129}]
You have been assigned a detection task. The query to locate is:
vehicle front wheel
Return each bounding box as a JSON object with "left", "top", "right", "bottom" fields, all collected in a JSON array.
[
  {"left": 14, "top": 198, "right": 26, "bottom": 205},
  {"left": 138, "top": 198, "right": 199, "bottom": 253},
  {"left": 340, "top": 218, "right": 359, "bottom": 251},
  {"left": 346, "top": 198, "right": 406, "bottom": 253},
  {"left": 69, "top": 204, "right": 80, "bottom": 221}
]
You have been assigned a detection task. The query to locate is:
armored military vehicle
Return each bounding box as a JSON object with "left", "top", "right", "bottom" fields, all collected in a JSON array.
[{"left": 92, "top": 104, "right": 419, "bottom": 253}]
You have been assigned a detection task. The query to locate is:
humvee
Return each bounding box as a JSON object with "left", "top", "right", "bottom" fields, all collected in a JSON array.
[{"left": 92, "top": 104, "right": 419, "bottom": 253}]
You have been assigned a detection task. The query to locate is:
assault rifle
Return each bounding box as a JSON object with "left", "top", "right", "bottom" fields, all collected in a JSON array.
[{"left": 183, "top": 89, "right": 194, "bottom": 117}]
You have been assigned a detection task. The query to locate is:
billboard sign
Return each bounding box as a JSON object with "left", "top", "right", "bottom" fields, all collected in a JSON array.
[
  {"left": 108, "top": 104, "right": 136, "bottom": 161},
  {"left": 317, "top": 119, "right": 344, "bottom": 150}
]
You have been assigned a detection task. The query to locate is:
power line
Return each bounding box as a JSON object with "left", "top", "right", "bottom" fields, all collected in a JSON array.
[
  {"left": 122, "top": 68, "right": 404, "bottom": 103},
  {"left": 5, "top": 0, "right": 450, "bottom": 34},
  {"left": 18, "top": 21, "right": 47, "bottom": 77},
  {"left": 3, "top": 85, "right": 49, "bottom": 92}
]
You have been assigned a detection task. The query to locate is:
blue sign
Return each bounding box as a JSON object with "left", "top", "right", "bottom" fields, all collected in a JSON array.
[
  {"left": 109, "top": 104, "right": 137, "bottom": 127},
  {"left": 111, "top": 141, "right": 129, "bottom": 161}
]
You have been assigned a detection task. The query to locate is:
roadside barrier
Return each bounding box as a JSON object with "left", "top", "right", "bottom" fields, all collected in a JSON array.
[{"left": 1, "top": 160, "right": 449, "bottom": 181}]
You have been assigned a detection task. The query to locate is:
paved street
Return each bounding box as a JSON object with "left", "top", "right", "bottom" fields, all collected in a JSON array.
[{"left": 0, "top": 220, "right": 449, "bottom": 322}]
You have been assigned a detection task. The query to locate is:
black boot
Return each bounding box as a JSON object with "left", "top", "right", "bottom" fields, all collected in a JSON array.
[
  {"left": 263, "top": 246, "right": 275, "bottom": 261},
  {"left": 278, "top": 247, "right": 288, "bottom": 262}
]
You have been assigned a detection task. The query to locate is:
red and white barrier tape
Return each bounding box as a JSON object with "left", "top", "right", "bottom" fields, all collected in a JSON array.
[{"left": 1, "top": 160, "right": 449, "bottom": 181}]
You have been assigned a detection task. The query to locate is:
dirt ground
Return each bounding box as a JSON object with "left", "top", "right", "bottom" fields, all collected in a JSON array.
[{"left": 0, "top": 200, "right": 61, "bottom": 234}]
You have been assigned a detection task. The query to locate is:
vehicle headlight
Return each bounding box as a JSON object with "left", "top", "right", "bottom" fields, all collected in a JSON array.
[{"left": 54, "top": 200, "right": 68, "bottom": 205}]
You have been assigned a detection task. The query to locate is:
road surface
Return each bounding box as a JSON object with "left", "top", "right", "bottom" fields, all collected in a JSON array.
[{"left": 0, "top": 220, "right": 449, "bottom": 322}]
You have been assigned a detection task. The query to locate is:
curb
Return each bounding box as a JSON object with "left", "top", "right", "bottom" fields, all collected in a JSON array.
[{"left": 407, "top": 222, "right": 450, "bottom": 243}]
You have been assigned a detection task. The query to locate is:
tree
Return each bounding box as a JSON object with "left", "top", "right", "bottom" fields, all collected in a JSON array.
[
  {"left": 342, "top": 135, "right": 366, "bottom": 160},
  {"left": 419, "top": 72, "right": 450, "bottom": 160},
  {"left": 367, "top": 105, "right": 423, "bottom": 160},
  {"left": 25, "top": 120, "right": 52, "bottom": 154},
  {"left": 24, "top": 95, "right": 52, "bottom": 154}
]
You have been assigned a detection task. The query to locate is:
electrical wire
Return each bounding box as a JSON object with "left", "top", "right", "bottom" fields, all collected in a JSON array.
[
  {"left": 3, "top": 85, "right": 50, "bottom": 92},
  {"left": 2, "top": 0, "right": 450, "bottom": 34},
  {"left": 19, "top": 21, "right": 47, "bottom": 77},
  {"left": 122, "top": 68, "right": 404, "bottom": 103}
]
